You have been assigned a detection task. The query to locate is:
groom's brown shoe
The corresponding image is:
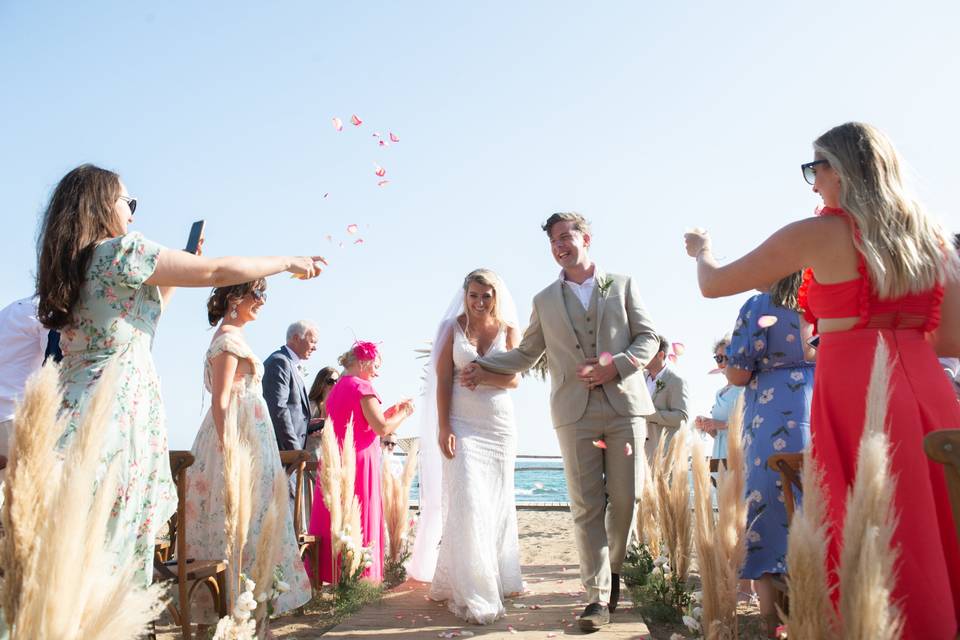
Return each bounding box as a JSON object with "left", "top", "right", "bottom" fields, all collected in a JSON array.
[
  {"left": 578, "top": 602, "right": 610, "bottom": 632},
  {"left": 609, "top": 573, "right": 620, "bottom": 612}
]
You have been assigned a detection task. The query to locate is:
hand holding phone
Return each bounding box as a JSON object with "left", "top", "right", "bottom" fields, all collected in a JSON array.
[{"left": 185, "top": 220, "right": 205, "bottom": 254}]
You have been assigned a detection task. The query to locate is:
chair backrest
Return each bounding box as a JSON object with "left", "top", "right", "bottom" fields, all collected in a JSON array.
[
  {"left": 278, "top": 449, "right": 313, "bottom": 534},
  {"left": 767, "top": 453, "right": 803, "bottom": 524},
  {"left": 168, "top": 451, "right": 196, "bottom": 587},
  {"left": 924, "top": 429, "right": 960, "bottom": 544}
]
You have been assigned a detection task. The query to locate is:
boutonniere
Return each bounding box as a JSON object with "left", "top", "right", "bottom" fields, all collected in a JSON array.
[
  {"left": 597, "top": 276, "right": 614, "bottom": 296},
  {"left": 655, "top": 379, "right": 666, "bottom": 393},
  {"left": 297, "top": 363, "right": 309, "bottom": 379}
]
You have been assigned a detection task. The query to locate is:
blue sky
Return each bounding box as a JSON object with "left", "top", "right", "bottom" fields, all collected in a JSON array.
[{"left": 2, "top": 1, "right": 958, "bottom": 455}]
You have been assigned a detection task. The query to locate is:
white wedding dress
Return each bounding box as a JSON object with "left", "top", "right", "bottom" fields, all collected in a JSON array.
[{"left": 428, "top": 322, "right": 523, "bottom": 624}]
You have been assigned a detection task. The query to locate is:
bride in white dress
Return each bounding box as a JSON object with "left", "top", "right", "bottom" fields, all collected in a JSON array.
[{"left": 416, "top": 269, "right": 524, "bottom": 624}]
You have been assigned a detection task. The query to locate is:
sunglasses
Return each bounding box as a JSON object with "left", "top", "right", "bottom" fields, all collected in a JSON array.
[
  {"left": 713, "top": 354, "right": 727, "bottom": 364},
  {"left": 118, "top": 195, "right": 137, "bottom": 214},
  {"left": 325, "top": 377, "right": 338, "bottom": 386},
  {"left": 383, "top": 440, "right": 397, "bottom": 449},
  {"left": 801, "top": 160, "right": 829, "bottom": 186},
  {"left": 251, "top": 289, "right": 267, "bottom": 302}
]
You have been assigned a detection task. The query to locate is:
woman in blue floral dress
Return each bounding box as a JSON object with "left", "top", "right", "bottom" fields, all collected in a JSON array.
[
  {"left": 35, "top": 164, "right": 323, "bottom": 586},
  {"left": 724, "top": 271, "right": 814, "bottom": 631}
]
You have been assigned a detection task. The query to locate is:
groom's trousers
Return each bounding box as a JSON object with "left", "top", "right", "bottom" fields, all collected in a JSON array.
[{"left": 555, "top": 387, "right": 646, "bottom": 604}]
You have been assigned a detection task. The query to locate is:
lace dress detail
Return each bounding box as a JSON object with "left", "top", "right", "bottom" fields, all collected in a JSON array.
[
  {"left": 429, "top": 323, "right": 523, "bottom": 624},
  {"left": 182, "top": 332, "right": 311, "bottom": 623}
]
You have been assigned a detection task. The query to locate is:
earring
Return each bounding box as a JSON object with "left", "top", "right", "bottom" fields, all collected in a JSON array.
[{"left": 230, "top": 305, "right": 238, "bottom": 320}]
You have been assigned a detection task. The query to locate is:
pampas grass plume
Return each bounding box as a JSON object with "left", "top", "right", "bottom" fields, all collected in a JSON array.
[
  {"left": 250, "top": 467, "right": 287, "bottom": 624},
  {"left": 656, "top": 423, "right": 692, "bottom": 581}
]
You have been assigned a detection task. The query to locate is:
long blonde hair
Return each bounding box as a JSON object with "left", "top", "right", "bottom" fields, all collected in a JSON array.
[
  {"left": 462, "top": 269, "right": 503, "bottom": 338},
  {"left": 814, "top": 122, "right": 956, "bottom": 298}
]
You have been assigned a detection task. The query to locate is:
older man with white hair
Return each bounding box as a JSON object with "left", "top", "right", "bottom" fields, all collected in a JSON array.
[{"left": 263, "top": 320, "right": 319, "bottom": 452}]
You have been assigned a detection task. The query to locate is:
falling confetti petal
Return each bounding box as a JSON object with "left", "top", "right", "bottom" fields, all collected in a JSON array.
[
  {"left": 322, "top": 192, "right": 329, "bottom": 198},
  {"left": 598, "top": 351, "right": 614, "bottom": 367},
  {"left": 325, "top": 234, "right": 333, "bottom": 242},
  {"left": 377, "top": 179, "right": 390, "bottom": 187},
  {"left": 331, "top": 117, "right": 343, "bottom": 131},
  {"left": 354, "top": 238, "right": 364, "bottom": 245},
  {"left": 347, "top": 224, "right": 359, "bottom": 234},
  {"left": 350, "top": 114, "right": 362, "bottom": 126},
  {"left": 625, "top": 442, "right": 633, "bottom": 456},
  {"left": 668, "top": 353, "right": 678, "bottom": 364},
  {"left": 379, "top": 139, "right": 388, "bottom": 147},
  {"left": 372, "top": 132, "right": 381, "bottom": 138},
  {"left": 374, "top": 164, "right": 386, "bottom": 177},
  {"left": 672, "top": 342, "right": 686, "bottom": 356},
  {"left": 592, "top": 440, "right": 607, "bottom": 449},
  {"left": 758, "top": 315, "right": 779, "bottom": 328},
  {"left": 389, "top": 132, "right": 400, "bottom": 142},
  {"left": 507, "top": 627, "right": 517, "bottom": 635}
]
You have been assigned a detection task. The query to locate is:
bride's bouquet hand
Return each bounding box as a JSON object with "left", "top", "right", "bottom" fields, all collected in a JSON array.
[{"left": 438, "top": 425, "right": 456, "bottom": 459}]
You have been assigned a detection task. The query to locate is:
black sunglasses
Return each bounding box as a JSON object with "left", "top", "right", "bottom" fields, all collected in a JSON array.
[
  {"left": 119, "top": 195, "right": 137, "bottom": 214},
  {"left": 713, "top": 354, "right": 727, "bottom": 364},
  {"left": 325, "top": 377, "right": 338, "bottom": 385},
  {"left": 801, "top": 160, "right": 829, "bottom": 186},
  {"left": 383, "top": 440, "right": 397, "bottom": 448},
  {"left": 251, "top": 289, "right": 267, "bottom": 302}
]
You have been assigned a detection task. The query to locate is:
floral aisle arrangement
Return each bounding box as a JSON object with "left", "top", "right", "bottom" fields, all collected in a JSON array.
[
  {"left": 0, "top": 364, "right": 166, "bottom": 639},
  {"left": 381, "top": 441, "right": 419, "bottom": 585}
]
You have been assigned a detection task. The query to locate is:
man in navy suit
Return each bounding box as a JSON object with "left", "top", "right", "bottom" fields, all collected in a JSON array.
[{"left": 263, "top": 320, "right": 319, "bottom": 452}]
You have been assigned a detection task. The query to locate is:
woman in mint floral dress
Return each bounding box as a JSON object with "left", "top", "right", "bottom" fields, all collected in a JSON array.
[
  {"left": 36, "top": 164, "right": 323, "bottom": 587},
  {"left": 183, "top": 281, "right": 311, "bottom": 621},
  {"left": 723, "top": 272, "right": 814, "bottom": 629}
]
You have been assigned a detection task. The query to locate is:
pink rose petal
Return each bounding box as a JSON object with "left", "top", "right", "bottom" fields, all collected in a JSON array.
[
  {"left": 379, "top": 139, "right": 388, "bottom": 147},
  {"left": 672, "top": 342, "right": 686, "bottom": 356},
  {"left": 377, "top": 179, "right": 390, "bottom": 187},
  {"left": 374, "top": 164, "right": 386, "bottom": 177},
  {"left": 592, "top": 440, "right": 607, "bottom": 449},
  {"left": 598, "top": 352, "right": 614, "bottom": 367},
  {"left": 389, "top": 132, "right": 400, "bottom": 142},
  {"left": 332, "top": 117, "right": 343, "bottom": 131},
  {"left": 625, "top": 442, "right": 633, "bottom": 456},
  {"left": 347, "top": 224, "right": 359, "bottom": 234},
  {"left": 354, "top": 238, "right": 364, "bottom": 245},
  {"left": 758, "top": 315, "right": 779, "bottom": 328},
  {"left": 667, "top": 353, "right": 678, "bottom": 363},
  {"left": 350, "top": 114, "right": 362, "bottom": 126}
]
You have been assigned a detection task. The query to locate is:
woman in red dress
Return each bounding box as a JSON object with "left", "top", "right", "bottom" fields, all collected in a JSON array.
[{"left": 684, "top": 122, "right": 960, "bottom": 639}]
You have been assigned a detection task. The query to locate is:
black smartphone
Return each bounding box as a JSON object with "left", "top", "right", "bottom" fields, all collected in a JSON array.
[{"left": 184, "top": 220, "right": 205, "bottom": 254}]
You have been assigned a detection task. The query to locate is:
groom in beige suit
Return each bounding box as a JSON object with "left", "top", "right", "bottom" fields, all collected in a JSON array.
[{"left": 462, "top": 213, "right": 659, "bottom": 632}]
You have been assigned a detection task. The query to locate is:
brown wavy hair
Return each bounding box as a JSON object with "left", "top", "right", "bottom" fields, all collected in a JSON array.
[
  {"left": 207, "top": 279, "right": 266, "bottom": 326},
  {"left": 770, "top": 270, "right": 804, "bottom": 312},
  {"left": 36, "top": 164, "right": 125, "bottom": 329},
  {"left": 308, "top": 366, "right": 339, "bottom": 407}
]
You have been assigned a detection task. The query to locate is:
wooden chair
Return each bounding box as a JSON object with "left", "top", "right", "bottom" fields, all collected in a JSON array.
[
  {"left": 924, "top": 429, "right": 960, "bottom": 545},
  {"left": 154, "top": 450, "right": 229, "bottom": 640},
  {"left": 767, "top": 453, "right": 804, "bottom": 524},
  {"left": 279, "top": 450, "right": 321, "bottom": 590}
]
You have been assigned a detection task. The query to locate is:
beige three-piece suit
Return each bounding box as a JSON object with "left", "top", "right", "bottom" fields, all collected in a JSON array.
[{"left": 478, "top": 268, "right": 659, "bottom": 603}]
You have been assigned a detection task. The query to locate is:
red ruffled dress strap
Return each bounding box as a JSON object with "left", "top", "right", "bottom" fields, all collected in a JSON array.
[{"left": 797, "top": 267, "right": 817, "bottom": 330}]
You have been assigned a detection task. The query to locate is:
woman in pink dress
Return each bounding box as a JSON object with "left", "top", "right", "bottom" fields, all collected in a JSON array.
[{"left": 308, "top": 341, "right": 415, "bottom": 583}]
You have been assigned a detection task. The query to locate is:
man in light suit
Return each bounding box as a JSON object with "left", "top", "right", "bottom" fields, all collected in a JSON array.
[
  {"left": 643, "top": 335, "right": 691, "bottom": 462},
  {"left": 263, "top": 320, "right": 319, "bottom": 453},
  {"left": 463, "top": 213, "right": 659, "bottom": 632}
]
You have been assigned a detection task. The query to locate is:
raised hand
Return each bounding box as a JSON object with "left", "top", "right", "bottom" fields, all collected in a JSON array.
[
  {"left": 684, "top": 228, "right": 710, "bottom": 258},
  {"left": 288, "top": 255, "right": 328, "bottom": 279}
]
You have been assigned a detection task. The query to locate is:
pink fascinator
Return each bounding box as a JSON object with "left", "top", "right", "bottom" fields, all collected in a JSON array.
[{"left": 353, "top": 340, "right": 380, "bottom": 361}]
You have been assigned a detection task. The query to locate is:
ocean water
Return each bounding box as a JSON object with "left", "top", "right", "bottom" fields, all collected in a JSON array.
[{"left": 405, "top": 456, "right": 569, "bottom": 505}]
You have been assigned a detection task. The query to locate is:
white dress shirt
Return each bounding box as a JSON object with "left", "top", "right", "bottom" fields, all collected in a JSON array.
[
  {"left": 560, "top": 270, "right": 597, "bottom": 311},
  {"left": 0, "top": 297, "right": 48, "bottom": 422},
  {"left": 645, "top": 364, "right": 668, "bottom": 398}
]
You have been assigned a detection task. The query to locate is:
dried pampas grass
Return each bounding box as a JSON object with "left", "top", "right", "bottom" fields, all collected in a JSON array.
[
  {"left": 691, "top": 394, "right": 746, "bottom": 640},
  {"left": 782, "top": 450, "right": 837, "bottom": 639},
  {"left": 636, "top": 443, "right": 661, "bottom": 558},
  {"left": 319, "top": 419, "right": 343, "bottom": 548},
  {"left": 250, "top": 467, "right": 287, "bottom": 624},
  {"left": 1, "top": 362, "right": 166, "bottom": 639},
  {"left": 319, "top": 420, "right": 364, "bottom": 579},
  {"left": 656, "top": 423, "right": 692, "bottom": 581},
  {"left": 382, "top": 441, "right": 419, "bottom": 563},
  {"left": 838, "top": 337, "right": 902, "bottom": 640}
]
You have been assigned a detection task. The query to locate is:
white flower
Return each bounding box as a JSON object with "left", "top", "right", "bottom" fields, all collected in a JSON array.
[
  {"left": 749, "top": 377, "right": 758, "bottom": 390},
  {"left": 758, "top": 388, "right": 775, "bottom": 404},
  {"left": 738, "top": 346, "right": 746, "bottom": 354},
  {"left": 778, "top": 493, "right": 786, "bottom": 503},
  {"left": 735, "top": 318, "right": 744, "bottom": 329},
  {"left": 787, "top": 420, "right": 797, "bottom": 429},
  {"left": 651, "top": 566, "right": 663, "bottom": 578},
  {"left": 364, "top": 561, "right": 373, "bottom": 569},
  {"left": 692, "top": 590, "right": 703, "bottom": 603},
  {"left": 754, "top": 457, "right": 761, "bottom": 466},
  {"left": 773, "top": 438, "right": 787, "bottom": 451},
  {"left": 683, "top": 615, "right": 702, "bottom": 632},
  {"left": 785, "top": 333, "right": 796, "bottom": 343},
  {"left": 243, "top": 578, "right": 256, "bottom": 593},
  {"left": 790, "top": 370, "right": 804, "bottom": 382},
  {"left": 751, "top": 415, "right": 764, "bottom": 429},
  {"left": 748, "top": 490, "right": 762, "bottom": 503},
  {"left": 747, "top": 530, "right": 761, "bottom": 543},
  {"left": 753, "top": 339, "right": 765, "bottom": 352}
]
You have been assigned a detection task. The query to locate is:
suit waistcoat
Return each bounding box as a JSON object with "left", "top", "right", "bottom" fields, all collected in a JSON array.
[{"left": 561, "top": 283, "right": 600, "bottom": 360}]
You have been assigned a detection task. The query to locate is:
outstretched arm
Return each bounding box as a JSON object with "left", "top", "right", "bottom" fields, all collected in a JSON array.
[
  {"left": 476, "top": 304, "right": 546, "bottom": 375},
  {"left": 146, "top": 248, "right": 324, "bottom": 288}
]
